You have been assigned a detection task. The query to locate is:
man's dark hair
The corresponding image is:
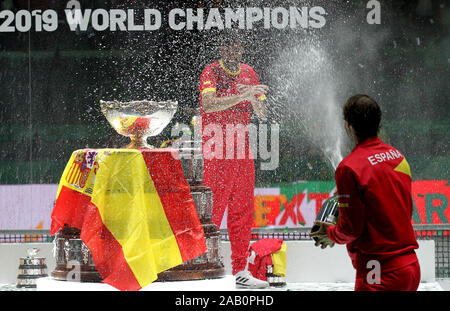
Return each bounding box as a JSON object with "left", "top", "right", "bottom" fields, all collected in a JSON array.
[
  {"left": 343, "top": 94, "right": 382, "bottom": 141},
  {"left": 216, "top": 29, "right": 244, "bottom": 47}
]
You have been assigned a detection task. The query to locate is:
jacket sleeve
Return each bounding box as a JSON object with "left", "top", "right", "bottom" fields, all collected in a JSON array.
[
  {"left": 327, "top": 164, "right": 365, "bottom": 245},
  {"left": 248, "top": 66, "right": 266, "bottom": 101},
  {"left": 199, "top": 65, "right": 217, "bottom": 97}
]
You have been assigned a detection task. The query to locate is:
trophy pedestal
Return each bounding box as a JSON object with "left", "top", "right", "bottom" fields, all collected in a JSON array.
[
  {"left": 157, "top": 185, "right": 225, "bottom": 281},
  {"left": 156, "top": 140, "right": 226, "bottom": 281},
  {"left": 52, "top": 183, "right": 226, "bottom": 284},
  {"left": 51, "top": 181, "right": 225, "bottom": 284},
  {"left": 51, "top": 225, "right": 102, "bottom": 283},
  {"left": 156, "top": 142, "right": 225, "bottom": 281},
  {"left": 156, "top": 267, "right": 225, "bottom": 281}
]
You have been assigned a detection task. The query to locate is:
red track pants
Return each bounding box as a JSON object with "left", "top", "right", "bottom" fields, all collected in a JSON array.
[
  {"left": 355, "top": 260, "right": 421, "bottom": 291},
  {"left": 203, "top": 158, "right": 255, "bottom": 275}
]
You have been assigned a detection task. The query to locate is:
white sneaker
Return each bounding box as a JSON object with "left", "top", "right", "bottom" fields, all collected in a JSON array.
[{"left": 235, "top": 270, "right": 269, "bottom": 289}]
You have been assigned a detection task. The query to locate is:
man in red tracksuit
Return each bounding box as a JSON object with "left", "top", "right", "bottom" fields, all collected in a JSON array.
[
  {"left": 199, "top": 31, "right": 268, "bottom": 288},
  {"left": 310, "top": 94, "right": 420, "bottom": 291}
]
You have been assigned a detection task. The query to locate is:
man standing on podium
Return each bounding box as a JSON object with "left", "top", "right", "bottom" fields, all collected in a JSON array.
[{"left": 198, "top": 30, "right": 269, "bottom": 289}]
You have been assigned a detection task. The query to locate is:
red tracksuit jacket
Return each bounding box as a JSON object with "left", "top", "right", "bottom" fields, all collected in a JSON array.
[
  {"left": 199, "top": 59, "right": 264, "bottom": 157},
  {"left": 327, "top": 137, "right": 419, "bottom": 273}
]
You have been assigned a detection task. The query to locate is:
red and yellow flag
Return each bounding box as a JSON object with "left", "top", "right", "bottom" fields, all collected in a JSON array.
[{"left": 50, "top": 149, "right": 207, "bottom": 291}]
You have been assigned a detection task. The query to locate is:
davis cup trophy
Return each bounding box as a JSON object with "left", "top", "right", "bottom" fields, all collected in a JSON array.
[
  {"left": 52, "top": 100, "right": 178, "bottom": 282},
  {"left": 52, "top": 100, "right": 224, "bottom": 284},
  {"left": 100, "top": 99, "right": 178, "bottom": 149},
  {"left": 100, "top": 101, "right": 224, "bottom": 280}
]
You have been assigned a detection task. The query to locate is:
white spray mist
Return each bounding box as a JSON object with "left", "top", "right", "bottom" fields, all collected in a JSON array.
[{"left": 269, "top": 37, "right": 346, "bottom": 171}]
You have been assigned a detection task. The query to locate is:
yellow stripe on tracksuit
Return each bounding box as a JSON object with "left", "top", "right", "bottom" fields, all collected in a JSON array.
[
  {"left": 201, "top": 87, "right": 216, "bottom": 95},
  {"left": 394, "top": 158, "right": 412, "bottom": 178},
  {"left": 89, "top": 149, "right": 183, "bottom": 287}
]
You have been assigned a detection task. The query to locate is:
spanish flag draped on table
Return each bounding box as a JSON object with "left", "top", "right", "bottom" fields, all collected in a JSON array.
[{"left": 50, "top": 148, "right": 207, "bottom": 291}]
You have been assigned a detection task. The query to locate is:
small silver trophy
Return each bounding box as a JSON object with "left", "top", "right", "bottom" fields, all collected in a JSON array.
[
  {"left": 266, "top": 265, "right": 287, "bottom": 287},
  {"left": 17, "top": 248, "right": 48, "bottom": 288},
  {"left": 310, "top": 195, "right": 340, "bottom": 243}
]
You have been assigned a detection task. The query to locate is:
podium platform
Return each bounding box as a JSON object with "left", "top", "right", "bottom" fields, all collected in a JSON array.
[
  {"left": 36, "top": 275, "right": 236, "bottom": 291},
  {"left": 34, "top": 276, "right": 443, "bottom": 291}
]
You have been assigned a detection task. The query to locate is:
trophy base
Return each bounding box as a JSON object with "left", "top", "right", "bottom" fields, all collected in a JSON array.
[
  {"left": 156, "top": 218, "right": 225, "bottom": 282},
  {"left": 52, "top": 225, "right": 103, "bottom": 283},
  {"left": 51, "top": 269, "right": 103, "bottom": 283},
  {"left": 156, "top": 266, "right": 226, "bottom": 281},
  {"left": 17, "top": 273, "right": 48, "bottom": 288}
]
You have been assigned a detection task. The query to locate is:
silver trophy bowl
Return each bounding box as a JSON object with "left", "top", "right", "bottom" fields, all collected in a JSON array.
[{"left": 100, "top": 99, "right": 178, "bottom": 149}]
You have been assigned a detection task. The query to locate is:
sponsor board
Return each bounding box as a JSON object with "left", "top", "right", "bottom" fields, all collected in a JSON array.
[
  {"left": 251, "top": 180, "right": 450, "bottom": 229},
  {"left": 1, "top": 180, "right": 449, "bottom": 230}
]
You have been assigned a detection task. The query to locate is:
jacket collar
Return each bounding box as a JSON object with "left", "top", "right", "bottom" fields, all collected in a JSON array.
[{"left": 353, "top": 136, "right": 381, "bottom": 151}]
